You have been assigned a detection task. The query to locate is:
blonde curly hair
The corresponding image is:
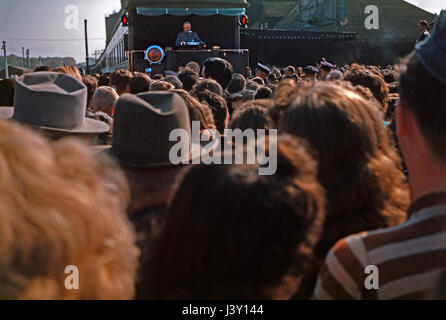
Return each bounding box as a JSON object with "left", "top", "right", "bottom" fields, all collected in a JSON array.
[{"left": 0, "top": 120, "right": 139, "bottom": 299}]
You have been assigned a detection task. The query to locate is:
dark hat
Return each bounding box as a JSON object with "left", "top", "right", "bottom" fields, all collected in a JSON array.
[
  {"left": 4, "top": 72, "right": 109, "bottom": 134},
  {"left": 320, "top": 61, "right": 336, "bottom": 69},
  {"left": 107, "top": 91, "right": 194, "bottom": 167},
  {"left": 256, "top": 63, "right": 271, "bottom": 74},
  {"left": 304, "top": 66, "right": 320, "bottom": 75},
  {"left": 415, "top": 10, "right": 446, "bottom": 85}
]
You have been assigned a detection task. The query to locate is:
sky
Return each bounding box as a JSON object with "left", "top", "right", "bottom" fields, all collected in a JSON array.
[{"left": 0, "top": 0, "right": 444, "bottom": 63}]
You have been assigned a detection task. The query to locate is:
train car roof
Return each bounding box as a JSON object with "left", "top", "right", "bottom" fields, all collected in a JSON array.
[{"left": 127, "top": 0, "right": 249, "bottom": 9}]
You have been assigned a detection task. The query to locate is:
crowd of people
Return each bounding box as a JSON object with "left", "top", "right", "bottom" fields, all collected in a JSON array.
[{"left": 0, "top": 11, "right": 444, "bottom": 300}]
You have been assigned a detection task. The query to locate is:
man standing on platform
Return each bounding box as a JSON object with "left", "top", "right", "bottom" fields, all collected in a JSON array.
[
  {"left": 417, "top": 20, "right": 430, "bottom": 43},
  {"left": 175, "top": 21, "right": 205, "bottom": 47}
]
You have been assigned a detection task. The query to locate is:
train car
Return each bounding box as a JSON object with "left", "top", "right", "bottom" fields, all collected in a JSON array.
[{"left": 96, "top": 0, "right": 250, "bottom": 75}]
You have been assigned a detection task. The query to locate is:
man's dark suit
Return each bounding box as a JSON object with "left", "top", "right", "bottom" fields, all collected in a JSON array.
[{"left": 175, "top": 31, "right": 204, "bottom": 47}]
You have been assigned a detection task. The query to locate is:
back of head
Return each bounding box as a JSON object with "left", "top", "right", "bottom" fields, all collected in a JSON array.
[
  {"left": 194, "top": 78, "right": 224, "bottom": 97},
  {"left": 185, "top": 61, "right": 200, "bottom": 74},
  {"left": 164, "top": 75, "right": 183, "bottom": 89},
  {"left": 130, "top": 73, "right": 152, "bottom": 94},
  {"left": 178, "top": 68, "right": 199, "bottom": 91},
  {"left": 171, "top": 89, "right": 215, "bottom": 130},
  {"left": 143, "top": 135, "right": 325, "bottom": 299},
  {"left": 0, "top": 120, "right": 138, "bottom": 299},
  {"left": 252, "top": 76, "right": 265, "bottom": 86},
  {"left": 203, "top": 57, "right": 233, "bottom": 89},
  {"left": 0, "top": 78, "right": 16, "bottom": 106},
  {"left": 93, "top": 86, "right": 119, "bottom": 115},
  {"left": 246, "top": 80, "right": 260, "bottom": 92},
  {"left": 98, "top": 73, "right": 111, "bottom": 87},
  {"left": 279, "top": 81, "right": 407, "bottom": 258},
  {"left": 194, "top": 89, "right": 228, "bottom": 133},
  {"left": 344, "top": 63, "right": 389, "bottom": 111},
  {"left": 149, "top": 81, "right": 174, "bottom": 92},
  {"left": 255, "top": 86, "right": 273, "bottom": 100},
  {"left": 53, "top": 65, "right": 82, "bottom": 81},
  {"left": 229, "top": 102, "right": 273, "bottom": 131},
  {"left": 111, "top": 69, "right": 133, "bottom": 93},
  {"left": 227, "top": 73, "right": 246, "bottom": 94},
  {"left": 287, "top": 66, "right": 296, "bottom": 74}
]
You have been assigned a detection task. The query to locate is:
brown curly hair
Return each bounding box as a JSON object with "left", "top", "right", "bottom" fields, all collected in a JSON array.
[
  {"left": 280, "top": 81, "right": 409, "bottom": 259},
  {"left": 343, "top": 63, "right": 390, "bottom": 112}
]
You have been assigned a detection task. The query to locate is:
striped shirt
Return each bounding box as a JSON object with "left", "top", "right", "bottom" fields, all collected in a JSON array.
[{"left": 313, "top": 192, "right": 446, "bottom": 300}]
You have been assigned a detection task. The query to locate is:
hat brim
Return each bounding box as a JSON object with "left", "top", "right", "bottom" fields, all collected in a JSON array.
[
  {"left": 0, "top": 107, "right": 14, "bottom": 120},
  {"left": 101, "top": 141, "right": 205, "bottom": 168},
  {"left": 33, "top": 117, "right": 110, "bottom": 134},
  {"left": 4, "top": 109, "right": 109, "bottom": 134}
]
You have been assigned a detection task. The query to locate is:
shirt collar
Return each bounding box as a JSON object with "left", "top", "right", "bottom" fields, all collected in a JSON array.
[{"left": 407, "top": 192, "right": 446, "bottom": 218}]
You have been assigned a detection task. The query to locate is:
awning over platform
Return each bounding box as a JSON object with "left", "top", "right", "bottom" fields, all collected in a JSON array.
[{"left": 136, "top": 7, "right": 246, "bottom": 16}]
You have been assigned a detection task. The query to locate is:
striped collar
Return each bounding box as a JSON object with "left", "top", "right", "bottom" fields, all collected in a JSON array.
[{"left": 407, "top": 192, "right": 446, "bottom": 218}]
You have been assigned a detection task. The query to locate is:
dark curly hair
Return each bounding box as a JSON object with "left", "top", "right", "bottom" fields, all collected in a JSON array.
[{"left": 139, "top": 135, "right": 325, "bottom": 299}]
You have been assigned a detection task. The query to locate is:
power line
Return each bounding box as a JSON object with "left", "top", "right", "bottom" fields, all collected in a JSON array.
[{"left": 1, "top": 37, "right": 105, "bottom": 42}]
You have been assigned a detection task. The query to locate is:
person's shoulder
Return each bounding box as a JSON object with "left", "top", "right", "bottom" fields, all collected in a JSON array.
[{"left": 314, "top": 233, "right": 368, "bottom": 300}]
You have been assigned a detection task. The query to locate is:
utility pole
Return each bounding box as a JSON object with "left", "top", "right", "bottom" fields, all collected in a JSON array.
[
  {"left": 2, "top": 41, "right": 8, "bottom": 78},
  {"left": 26, "top": 49, "right": 30, "bottom": 70},
  {"left": 22, "top": 47, "right": 25, "bottom": 68},
  {"left": 84, "top": 19, "right": 90, "bottom": 74}
]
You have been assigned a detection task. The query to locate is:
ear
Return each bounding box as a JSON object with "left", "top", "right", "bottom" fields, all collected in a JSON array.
[{"left": 396, "top": 100, "right": 414, "bottom": 138}]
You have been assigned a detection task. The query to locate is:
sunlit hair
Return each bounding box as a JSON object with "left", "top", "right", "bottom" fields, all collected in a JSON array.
[
  {"left": 0, "top": 120, "right": 139, "bottom": 299},
  {"left": 171, "top": 89, "right": 215, "bottom": 131},
  {"left": 280, "top": 81, "right": 409, "bottom": 261},
  {"left": 343, "top": 63, "right": 389, "bottom": 112},
  {"left": 52, "top": 65, "right": 82, "bottom": 82}
]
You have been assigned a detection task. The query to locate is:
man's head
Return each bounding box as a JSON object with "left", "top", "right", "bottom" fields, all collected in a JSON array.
[
  {"left": 178, "top": 68, "right": 199, "bottom": 91},
  {"left": 93, "top": 86, "right": 119, "bottom": 116},
  {"left": 185, "top": 61, "right": 200, "bottom": 74},
  {"left": 150, "top": 81, "right": 175, "bottom": 92},
  {"left": 130, "top": 73, "right": 152, "bottom": 94},
  {"left": 227, "top": 73, "right": 246, "bottom": 94},
  {"left": 285, "top": 66, "right": 296, "bottom": 76},
  {"left": 397, "top": 12, "right": 446, "bottom": 198},
  {"left": 111, "top": 69, "right": 133, "bottom": 95},
  {"left": 418, "top": 20, "right": 428, "bottom": 32},
  {"left": 303, "top": 66, "right": 319, "bottom": 81},
  {"left": 183, "top": 21, "right": 192, "bottom": 32},
  {"left": 398, "top": 54, "right": 446, "bottom": 189},
  {"left": 194, "top": 78, "right": 224, "bottom": 97},
  {"left": 202, "top": 57, "right": 233, "bottom": 89},
  {"left": 255, "top": 63, "right": 271, "bottom": 80}
]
